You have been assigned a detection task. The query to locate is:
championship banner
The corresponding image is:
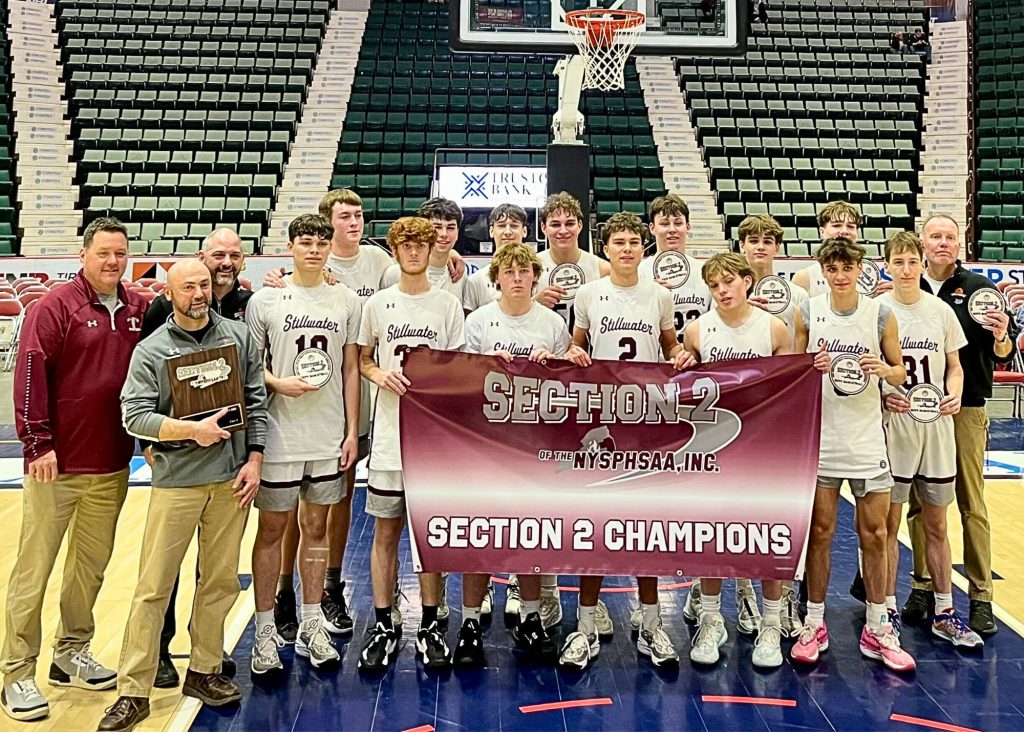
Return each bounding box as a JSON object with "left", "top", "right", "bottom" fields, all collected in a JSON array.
[{"left": 400, "top": 348, "right": 822, "bottom": 580}]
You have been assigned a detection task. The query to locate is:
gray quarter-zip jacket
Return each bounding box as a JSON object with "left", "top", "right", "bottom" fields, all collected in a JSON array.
[{"left": 120, "top": 310, "right": 268, "bottom": 487}]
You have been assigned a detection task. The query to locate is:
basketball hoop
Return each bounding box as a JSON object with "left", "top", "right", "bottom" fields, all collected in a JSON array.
[{"left": 565, "top": 8, "right": 645, "bottom": 92}]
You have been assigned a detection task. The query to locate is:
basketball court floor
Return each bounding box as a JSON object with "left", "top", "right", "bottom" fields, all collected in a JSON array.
[{"left": 0, "top": 392, "right": 1022, "bottom": 731}]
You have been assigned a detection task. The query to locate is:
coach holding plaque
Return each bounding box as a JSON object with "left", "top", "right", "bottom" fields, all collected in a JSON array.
[
  {"left": 99, "top": 261, "right": 267, "bottom": 731},
  {"left": 902, "top": 215, "right": 1016, "bottom": 637}
]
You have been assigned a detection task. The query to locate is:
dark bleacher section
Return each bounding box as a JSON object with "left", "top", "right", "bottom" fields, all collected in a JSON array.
[
  {"left": 1, "top": 0, "right": 15, "bottom": 255},
  {"left": 60, "top": 0, "right": 333, "bottom": 254},
  {"left": 975, "top": 0, "right": 1024, "bottom": 262},
  {"left": 679, "top": 0, "right": 928, "bottom": 257},
  {"left": 336, "top": 0, "right": 662, "bottom": 232}
]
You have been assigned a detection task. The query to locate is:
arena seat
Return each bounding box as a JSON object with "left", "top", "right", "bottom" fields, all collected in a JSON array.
[
  {"left": 676, "top": 0, "right": 927, "bottom": 253},
  {"left": 62, "top": 0, "right": 333, "bottom": 254},
  {"left": 975, "top": 0, "right": 1024, "bottom": 261}
]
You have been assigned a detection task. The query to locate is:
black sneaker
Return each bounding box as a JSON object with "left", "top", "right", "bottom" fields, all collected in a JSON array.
[
  {"left": 849, "top": 571, "right": 866, "bottom": 604},
  {"left": 415, "top": 621, "right": 452, "bottom": 670},
  {"left": 153, "top": 655, "right": 179, "bottom": 689},
  {"left": 901, "top": 588, "right": 934, "bottom": 627},
  {"left": 358, "top": 622, "right": 399, "bottom": 674},
  {"left": 512, "top": 612, "right": 557, "bottom": 663},
  {"left": 322, "top": 583, "right": 354, "bottom": 636},
  {"left": 969, "top": 600, "right": 998, "bottom": 636},
  {"left": 220, "top": 652, "right": 236, "bottom": 680},
  {"left": 274, "top": 589, "right": 299, "bottom": 645},
  {"left": 453, "top": 618, "right": 485, "bottom": 669}
]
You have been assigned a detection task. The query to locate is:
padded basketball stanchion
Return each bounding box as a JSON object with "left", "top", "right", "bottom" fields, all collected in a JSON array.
[{"left": 547, "top": 143, "right": 592, "bottom": 251}]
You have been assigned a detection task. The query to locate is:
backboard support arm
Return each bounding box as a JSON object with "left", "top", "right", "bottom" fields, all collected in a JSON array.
[{"left": 552, "top": 54, "right": 587, "bottom": 144}]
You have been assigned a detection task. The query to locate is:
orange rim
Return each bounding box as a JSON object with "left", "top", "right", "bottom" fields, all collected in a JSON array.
[{"left": 565, "top": 8, "right": 645, "bottom": 32}]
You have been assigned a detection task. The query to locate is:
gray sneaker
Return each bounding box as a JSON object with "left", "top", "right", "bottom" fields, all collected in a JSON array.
[
  {"left": 392, "top": 582, "right": 406, "bottom": 628},
  {"left": 558, "top": 630, "right": 599, "bottom": 671},
  {"left": 250, "top": 628, "right": 284, "bottom": 676},
  {"left": 438, "top": 573, "right": 450, "bottom": 626},
  {"left": 48, "top": 645, "right": 116, "bottom": 690},
  {"left": 1, "top": 679, "right": 49, "bottom": 721},
  {"left": 481, "top": 581, "right": 495, "bottom": 619},
  {"left": 781, "top": 585, "right": 802, "bottom": 638},
  {"left": 736, "top": 580, "right": 762, "bottom": 635},
  {"left": 637, "top": 619, "right": 679, "bottom": 668},
  {"left": 539, "top": 587, "right": 562, "bottom": 629},
  {"left": 296, "top": 617, "right": 340, "bottom": 668},
  {"left": 683, "top": 579, "right": 702, "bottom": 623},
  {"left": 594, "top": 599, "right": 614, "bottom": 639}
]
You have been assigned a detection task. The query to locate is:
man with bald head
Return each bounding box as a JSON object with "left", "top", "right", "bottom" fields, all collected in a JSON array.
[
  {"left": 141, "top": 228, "right": 251, "bottom": 339},
  {"left": 100, "top": 260, "right": 267, "bottom": 730}
]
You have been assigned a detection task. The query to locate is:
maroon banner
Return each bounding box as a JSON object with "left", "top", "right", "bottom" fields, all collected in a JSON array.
[{"left": 400, "top": 349, "right": 821, "bottom": 579}]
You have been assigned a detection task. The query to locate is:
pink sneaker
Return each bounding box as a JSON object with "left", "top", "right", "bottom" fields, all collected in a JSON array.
[
  {"left": 791, "top": 622, "right": 829, "bottom": 664},
  {"left": 859, "top": 624, "right": 916, "bottom": 672}
]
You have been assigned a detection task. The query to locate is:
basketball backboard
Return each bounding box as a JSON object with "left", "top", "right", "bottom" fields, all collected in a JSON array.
[{"left": 450, "top": 0, "right": 747, "bottom": 56}]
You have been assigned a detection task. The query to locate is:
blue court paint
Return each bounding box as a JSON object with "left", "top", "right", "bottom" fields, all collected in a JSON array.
[{"left": 190, "top": 494, "right": 1024, "bottom": 731}]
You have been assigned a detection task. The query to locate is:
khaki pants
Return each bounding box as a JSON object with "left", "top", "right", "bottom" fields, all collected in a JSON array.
[
  {"left": 117, "top": 480, "right": 248, "bottom": 698},
  {"left": 909, "top": 406, "right": 993, "bottom": 601},
  {"left": 1, "top": 470, "right": 129, "bottom": 684}
]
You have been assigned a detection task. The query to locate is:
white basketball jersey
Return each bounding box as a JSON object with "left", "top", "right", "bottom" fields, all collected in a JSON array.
[
  {"left": 877, "top": 292, "right": 967, "bottom": 391},
  {"left": 357, "top": 286, "right": 466, "bottom": 470},
  {"left": 574, "top": 277, "right": 674, "bottom": 363},
  {"left": 807, "top": 294, "right": 888, "bottom": 477},
  {"left": 462, "top": 266, "right": 500, "bottom": 312},
  {"left": 381, "top": 262, "right": 466, "bottom": 303},
  {"left": 698, "top": 306, "right": 774, "bottom": 363},
  {"left": 465, "top": 300, "right": 570, "bottom": 357},
  {"left": 327, "top": 244, "right": 393, "bottom": 437},
  {"left": 246, "top": 279, "right": 362, "bottom": 462},
  {"left": 638, "top": 253, "right": 712, "bottom": 342},
  {"left": 538, "top": 248, "right": 605, "bottom": 328},
  {"left": 802, "top": 261, "right": 829, "bottom": 297}
]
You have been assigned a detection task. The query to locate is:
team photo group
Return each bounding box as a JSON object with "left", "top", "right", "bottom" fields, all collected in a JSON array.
[{"left": 0, "top": 188, "right": 1011, "bottom": 731}]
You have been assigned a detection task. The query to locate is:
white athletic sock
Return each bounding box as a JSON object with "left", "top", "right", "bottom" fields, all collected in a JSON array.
[
  {"left": 520, "top": 599, "right": 541, "bottom": 621},
  {"left": 641, "top": 602, "right": 660, "bottom": 632},
  {"left": 462, "top": 605, "right": 482, "bottom": 623},
  {"left": 867, "top": 602, "right": 887, "bottom": 633},
  {"left": 934, "top": 592, "right": 953, "bottom": 615},
  {"left": 806, "top": 601, "right": 825, "bottom": 628},
  {"left": 763, "top": 597, "right": 782, "bottom": 624},
  {"left": 885, "top": 595, "right": 898, "bottom": 611},
  {"left": 578, "top": 604, "right": 597, "bottom": 637},
  {"left": 300, "top": 603, "right": 321, "bottom": 626},
  {"left": 255, "top": 610, "right": 275, "bottom": 635},
  {"left": 540, "top": 575, "right": 558, "bottom": 591},
  {"left": 700, "top": 593, "right": 722, "bottom": 618}
]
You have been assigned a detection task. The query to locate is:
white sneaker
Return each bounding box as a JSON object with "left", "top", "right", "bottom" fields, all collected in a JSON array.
[
  {"left": 736, "top": 580, "right": 762, "bottom": 635},
  {"left": 251, "top": 628, "right": 285, "bottom": 676},
  {"left": 629, "top": 606, "right": 642, "bottom": 632},
  {"left": 594, "top": 599, "right": 614, "bottom": 639},
  {"left": 752, "top": 620, "right": 784, "bottom": 668},
  {"left": 558, "top": 631, "right": 599, "bottom": 671},
  {"left": 781, "top": 585, "right": 802, "bottom": 638},
  {"left": 683, "top": 579, "right": 702, "bottom": 623},
  {"left": 539, "top": 587, "right": 562, "bottom": 629},
  {"left": 481, "top": 581, "right": 494, "bottom": 619},
  {"left": 637, "top": 619, "right": 679, "bottom": 668},
  {"left": 48, "top": 644, "right": 116, "bottom": 690},
  {"left": 296, "top": 617, "right": 340, "bottom": 668},
  {"left": 505, "top": 575, "right": 521, "bottom": 624},
  {"left": 1, "top": 680, "right": 48, "bottom": 721},
  {"left": 690, "top": 613, "right": 727, "bottom": 665}
]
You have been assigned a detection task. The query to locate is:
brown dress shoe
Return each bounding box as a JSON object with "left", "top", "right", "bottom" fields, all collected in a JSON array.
[
  {"left": 97, "top": 696, "right": 150, "bottom": 732},
  {"left": 182, "top": 670, "right": 241, "bottom": 707}
]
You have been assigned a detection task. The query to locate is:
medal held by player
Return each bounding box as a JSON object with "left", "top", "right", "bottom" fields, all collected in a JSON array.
[
  {"left": 905, "top": 383, "right": 943, "bottom": 424},
  {"left": 855, "top": 259, "right": 881, "bottom": 296},
  {"left": 166, "top": 344, "right": 248, "bottom": 430},
  {"left": 752, "top": 274, "right": 791, "bottom": 315},
  {"left": 967, "top": 287, "right": 1008, "bottom": 324},
  {"left": 652, "top": 250, "right": 690, "bottom": 289}
]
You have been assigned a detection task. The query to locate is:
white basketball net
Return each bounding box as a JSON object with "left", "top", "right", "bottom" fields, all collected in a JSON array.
[{"left": 565, "top": 10, "right": 645, "bottom": 92}]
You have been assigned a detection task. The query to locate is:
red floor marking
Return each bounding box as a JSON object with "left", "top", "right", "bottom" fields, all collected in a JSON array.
[
  {"left": 401, "top": 726, "right": 435, "bottom": 732},
  {"left": 520, "top": 697, "right": 614, "bottom": 714},
  {"left": 702, "top": 695, "right": 798, "bottom": 708},
  {"left": 891, "top": 713, "right": 981, "bottom": 732},
  {"left": 489, "top": 576, "right": 692, "bottom": 593}
]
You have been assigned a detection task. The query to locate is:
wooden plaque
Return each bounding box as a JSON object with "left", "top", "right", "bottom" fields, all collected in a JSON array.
[{"left": 166, "top": 344, "right": 248, "bottom": 431}]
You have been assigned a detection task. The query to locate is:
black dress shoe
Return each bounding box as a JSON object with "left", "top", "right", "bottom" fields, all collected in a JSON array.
[
  {"left": 153, "top": 655, "right": 179, "bottom": 689},
  {"left": 221, "top": 652, "right": 236, "bottom": 679},
  {"left": 97, "top": 696, "right": 150, "bottom": 731},
  {"left": 969, "top": 600, "right": 998, "bottom": 636},
  {"left": 901, "top": 588, "right": 934, "bottom": 626}
]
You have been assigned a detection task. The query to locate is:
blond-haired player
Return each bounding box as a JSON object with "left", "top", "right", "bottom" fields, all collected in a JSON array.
[{"left": 792, "top": 201, "right": 863, "bottom": 297}]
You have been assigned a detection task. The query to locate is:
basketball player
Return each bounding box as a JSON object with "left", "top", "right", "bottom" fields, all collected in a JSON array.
[
  {"left": 463, "top": 203, "right": 529, "bottom": 313},
  {"left": 531, "top": 191, "right": 609, "bottom": 631},
  {"left": 680, "top": 253, "right": 811, "bottom": 668},
  {"left": 791, "top": 201, "right": 862, "bottom": 297},
  {"left": 560, "top": 212, "right": 694, "bottom": 671},
  {"left": 381, "top": 197, "right": 467, "bottom": 303},
  {"left": 456, "top": 244, "right": 570, "bottom": 668},
  {"left": 357, "top": 217, "right": 465, "bottom": 674},
  {"left": 791, "top": 238, "right": 915, "bottom": 672},
  {"left": 878, "top": 232, "right": 981, "bottom": 649},
  {"left": 245, "top": 215, "right": 362, "bottom": 674},
  {"left": 639, "top": 194, "right": 712, "bottom": 343}
]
